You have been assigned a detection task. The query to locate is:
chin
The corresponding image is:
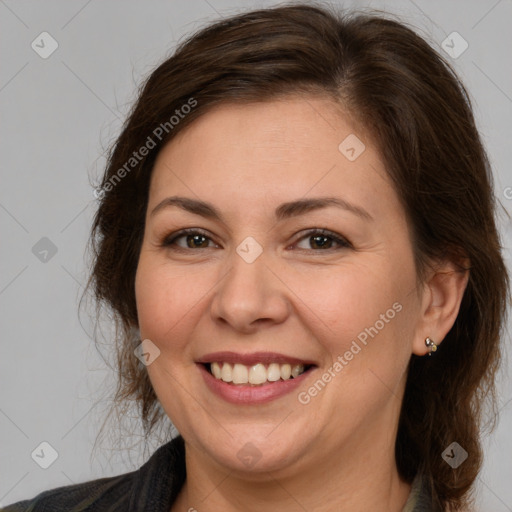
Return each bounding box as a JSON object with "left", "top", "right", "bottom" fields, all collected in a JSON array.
[{"left": 194, "top": 425, "right": 312, "bottom": 476}]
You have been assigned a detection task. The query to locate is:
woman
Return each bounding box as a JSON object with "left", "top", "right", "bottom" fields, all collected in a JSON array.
[{"left": 4, "top": 3, "right": 508, "bottom": 511}]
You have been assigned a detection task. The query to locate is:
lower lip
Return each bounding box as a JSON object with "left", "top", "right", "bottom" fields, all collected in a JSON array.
[{"left": 198, "top": 364, "right": 314, "bottom": 405}]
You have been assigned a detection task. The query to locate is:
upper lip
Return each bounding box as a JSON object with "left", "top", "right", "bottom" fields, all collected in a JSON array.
[{"left": 196, "top": 351, "right": 317, "bottom": 366}]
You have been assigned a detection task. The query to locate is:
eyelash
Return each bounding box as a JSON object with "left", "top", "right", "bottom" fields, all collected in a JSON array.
[{"left": 160, "top": 228, "right": 352, "bottom": 252}]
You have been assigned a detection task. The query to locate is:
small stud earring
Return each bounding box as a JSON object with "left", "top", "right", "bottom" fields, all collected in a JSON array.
[{"left": 425, "top": 337, "right": 438, "bottom": 356}]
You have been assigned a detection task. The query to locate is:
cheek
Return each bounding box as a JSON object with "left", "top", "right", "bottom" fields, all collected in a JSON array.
[
  {"left": 305, "top": 266, "right": 415, "bottom": 409},
  {"left": 298, "top": 268, "right": 417, "bottom": 393},
  {"left": 286, "top": 260, "right": 409, "bottom": 341},
  {"left": 135, "top": 257, "right": 197, "bottom": 344}
]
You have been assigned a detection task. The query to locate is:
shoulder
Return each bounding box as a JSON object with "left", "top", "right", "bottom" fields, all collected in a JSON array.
[
  {"left": 402, "top": 472, "right": 444, "bottom": 512},
  {"left": 1, "top": 436, "right": 186, "bottom": 512},
  {"left": 1, "top": 472, "right": 136, "bottom": 512}
]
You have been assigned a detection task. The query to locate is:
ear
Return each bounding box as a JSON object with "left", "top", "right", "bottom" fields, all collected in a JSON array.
[{"left": 412, "top": 258, "right": 469, "bottom": 356}]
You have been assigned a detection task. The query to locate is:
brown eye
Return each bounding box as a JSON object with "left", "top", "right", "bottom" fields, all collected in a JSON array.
[
  {"left": 184, "top": 233, "right": 210, "bottom": 248},
  {"left": 294, "top": 229, "right": 351, "bottom": 251},
  {"left": 161, "top": 229, "right": 218, "bottom": 250},
  {"left": 309, "top": 234, "right": 333, "bottom": 249}
]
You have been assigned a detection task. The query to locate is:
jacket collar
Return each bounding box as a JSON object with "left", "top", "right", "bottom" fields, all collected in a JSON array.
[{"left": 129, "top": 436, "right": 186, "bottom": 511}]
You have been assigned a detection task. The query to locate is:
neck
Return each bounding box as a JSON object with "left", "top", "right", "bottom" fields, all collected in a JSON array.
[{"left": 172, "top": 427, "right": 412, "bottom": 512}]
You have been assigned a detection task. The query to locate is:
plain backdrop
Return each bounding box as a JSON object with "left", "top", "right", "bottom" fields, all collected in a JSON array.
[{"left": 1, "top": 0, "right": 511, "bottom": 509}]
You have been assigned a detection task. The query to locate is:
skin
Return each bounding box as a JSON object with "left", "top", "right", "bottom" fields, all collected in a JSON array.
[{"left": 134, "top": 95, "right": 468, "bottom": 512}]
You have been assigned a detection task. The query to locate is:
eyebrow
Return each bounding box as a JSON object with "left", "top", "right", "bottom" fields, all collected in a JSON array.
[{"left": 150, "top": 196, "right": 373, "bottom": 222}]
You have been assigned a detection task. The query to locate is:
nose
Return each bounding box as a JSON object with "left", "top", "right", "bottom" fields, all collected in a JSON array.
[{"left": 209, "top": 249, "right": 291, "bottom": 334}]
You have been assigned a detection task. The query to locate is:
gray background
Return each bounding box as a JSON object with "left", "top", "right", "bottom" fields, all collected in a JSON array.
[{"left": 1, "top": 0, "right": 511, "bottom": 509}]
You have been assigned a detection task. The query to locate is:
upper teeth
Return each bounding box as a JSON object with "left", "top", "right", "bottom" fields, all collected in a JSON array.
[{"left": 210, "top": 362, "right": 305, "bottom": 385}]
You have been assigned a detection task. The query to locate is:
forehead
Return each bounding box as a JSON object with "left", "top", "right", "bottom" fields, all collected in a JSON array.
[{"left": 149, "top": 97, "right": 396, "bottom": 219}]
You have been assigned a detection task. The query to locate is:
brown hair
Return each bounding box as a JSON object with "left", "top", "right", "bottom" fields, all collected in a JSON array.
[{"left": 85, "top": 3, "right": 509, "bottom": 510}]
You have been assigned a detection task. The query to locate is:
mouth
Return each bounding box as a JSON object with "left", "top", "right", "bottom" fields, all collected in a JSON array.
[
  {"left": 196, "top": 351, "right": 317, "bottom": 400},
  {"left": 204, "top": 361, "right": 314, "bottom": 386}
]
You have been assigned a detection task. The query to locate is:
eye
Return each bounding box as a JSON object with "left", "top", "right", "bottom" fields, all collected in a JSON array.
[
  {"left": 161, "top": 228, "right": 218, "bottom": 250},
  {"left": 160, "top": 228, "right": 351, "bottom": 252},
  {"left": 292, "top": 229, "right": 351, "bottom": 251}
]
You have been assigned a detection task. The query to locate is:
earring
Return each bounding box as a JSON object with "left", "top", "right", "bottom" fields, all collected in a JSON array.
[{"left": 425, "top": 337, "right": 438, "bottom": 356}]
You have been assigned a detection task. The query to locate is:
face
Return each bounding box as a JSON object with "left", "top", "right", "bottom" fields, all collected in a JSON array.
[{"left": 135, "top": 96, "right": 426, "bottom": 477}]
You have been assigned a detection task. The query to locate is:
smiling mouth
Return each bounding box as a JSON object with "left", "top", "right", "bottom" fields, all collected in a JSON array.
[{"left": 204, "top": 362, "right": 315, "bottom": 386}]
